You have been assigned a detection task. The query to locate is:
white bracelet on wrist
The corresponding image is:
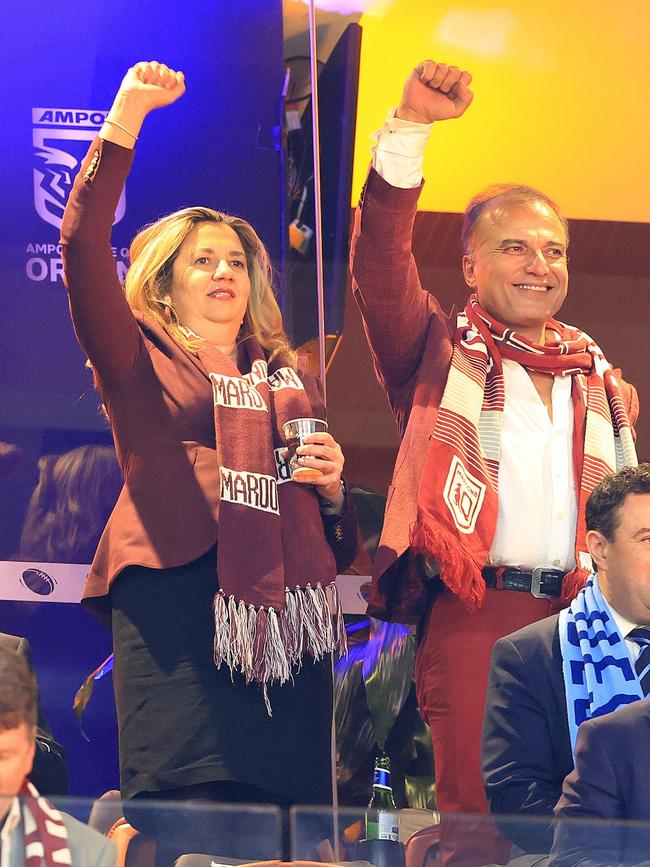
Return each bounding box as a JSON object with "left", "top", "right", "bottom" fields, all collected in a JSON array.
[{"left": 104, "top": 118, "right": 138, "bottom": 141}]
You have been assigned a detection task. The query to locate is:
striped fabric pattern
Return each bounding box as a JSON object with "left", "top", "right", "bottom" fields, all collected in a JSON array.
[
  {"left": 20, "top": 780, "right": 72, "bottom": 867},
  {"left": 628, "top": 627, "right": 650, "bottom": 696},
  {"left": 411, "top": 295, "right": 638, "bottom": 609},
  {"left": 559, "top": 574, "right": 644, "bottom": 753}
]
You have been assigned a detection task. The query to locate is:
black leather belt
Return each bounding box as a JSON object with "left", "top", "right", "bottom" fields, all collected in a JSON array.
[{"left": 482, "top": 567, "right": 563, "bottom": 599}]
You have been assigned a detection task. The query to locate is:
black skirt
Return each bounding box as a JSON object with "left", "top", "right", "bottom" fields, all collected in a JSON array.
[{"left": 110, "top": 547, "right": 333, "bottom": 804}]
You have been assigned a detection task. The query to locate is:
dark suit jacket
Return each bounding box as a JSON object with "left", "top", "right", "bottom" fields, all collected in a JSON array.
[
  {"left": 349, "top": 167, "right": 639, "bottom": 625},
  {"left": 0, "top": 633, "right": 68, "bottom": 794},
  {"left": 61, "top": 138, "right": 358, "bottom": 622},
  {"left": 481, "top": 614, "right": 573, "bottom": 852},
  {"left": 551, "top": 699, "right": 650, "bottom": 866}
]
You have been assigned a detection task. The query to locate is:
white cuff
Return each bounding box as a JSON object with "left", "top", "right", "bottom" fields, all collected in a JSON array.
[{"left": 370, "top": 107, "right": 433, "bottom": 189}]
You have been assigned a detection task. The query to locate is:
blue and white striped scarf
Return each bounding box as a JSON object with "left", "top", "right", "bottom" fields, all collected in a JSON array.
[{"left": 559, "top": 573, "right": 643, "bottom": 754}]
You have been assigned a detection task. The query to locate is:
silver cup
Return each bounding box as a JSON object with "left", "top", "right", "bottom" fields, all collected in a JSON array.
[{"left": 282, "top": 417, "right": 328, "bottom": 481}]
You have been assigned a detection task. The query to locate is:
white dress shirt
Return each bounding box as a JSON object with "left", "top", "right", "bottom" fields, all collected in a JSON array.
[
  {"left": 371, "top": 111, "right": 578, "bottom": 570},
  {"left": 605, "top": 599, "right": 647, "bottom": 664},
  {"left": 0, "top": 798, "right": 21, "bottom": 867}
]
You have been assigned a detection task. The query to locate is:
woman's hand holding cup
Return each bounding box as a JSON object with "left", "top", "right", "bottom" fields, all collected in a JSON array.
[{"left": 282, "top": 419, "right": 345, "bottom": 513}]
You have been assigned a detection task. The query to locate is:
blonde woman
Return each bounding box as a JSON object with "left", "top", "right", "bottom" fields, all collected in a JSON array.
[{"left": 61, "top": 62, "right": 357, "bottom": 854}]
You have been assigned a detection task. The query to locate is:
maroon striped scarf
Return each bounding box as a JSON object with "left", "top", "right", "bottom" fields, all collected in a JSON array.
[
  {"left": 18, "top": 780, "right": 71, "bottom": 867},
  {"left": 411, "top": 295, "right": 637, "bottom": 608},
  {"left": 199, "top": 337, "right": 346, "bottom": 710}
]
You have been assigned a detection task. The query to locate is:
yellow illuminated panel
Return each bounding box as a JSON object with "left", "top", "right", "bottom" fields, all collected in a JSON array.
[{"left": 354, "top": 0, "right": 650, "bottom": 222}]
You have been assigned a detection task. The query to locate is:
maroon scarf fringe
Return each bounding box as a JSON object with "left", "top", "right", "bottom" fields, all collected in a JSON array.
[
  {"left": 213, "top": 581, "right": 347, "bottom": 715},
  {"left": 410, "top": 516, "right": 485, "bottom": 610}
]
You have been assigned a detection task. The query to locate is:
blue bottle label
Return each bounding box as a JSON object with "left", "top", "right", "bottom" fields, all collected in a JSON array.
[{"left": 373, "top": 768, "right": 391, "bottom": 789}]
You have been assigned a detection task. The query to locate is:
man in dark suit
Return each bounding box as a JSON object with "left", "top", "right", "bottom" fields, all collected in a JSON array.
[
  {"left": 0, "top": 632, "right": 68, "bottom": 794},
  {"left": 481, "top": 463, "right": 650, "bottom": 855},
  {"left": 551, "top": 698, "right": 650, "bottom": 865}
]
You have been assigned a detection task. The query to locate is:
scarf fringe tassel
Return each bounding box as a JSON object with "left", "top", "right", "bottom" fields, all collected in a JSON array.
[
  {"left": 410, "top": 516, "right": 485, "bottom": 610},
  {"left": 213, "top": 582, "right": 347, "bottom": 715}
]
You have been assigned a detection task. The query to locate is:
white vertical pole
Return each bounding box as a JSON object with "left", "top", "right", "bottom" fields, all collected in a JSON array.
[
  {"left": 308, "top": 16, "right": 339, "bottom": 856},
  {"left": 308, "top": 0, "right": 328, "bottom": 404}
]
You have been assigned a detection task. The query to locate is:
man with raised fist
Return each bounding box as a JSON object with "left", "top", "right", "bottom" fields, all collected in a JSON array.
[
  {"left": 61, "top": 59, "right": 356, "bottom": 865},
  {"left": 350, "top": 60, "right": 638, "bottom": 864}
]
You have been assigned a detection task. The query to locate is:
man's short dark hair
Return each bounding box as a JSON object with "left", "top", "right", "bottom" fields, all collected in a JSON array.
[
  {"left": 461, "top": 184, "right": 569, "bottom": 255},
  {"left": 0, "top": 646, "right": 37, "bottom": 731},
  {"left": 586, "top": 463, "right": 650, "bottom": 540}
]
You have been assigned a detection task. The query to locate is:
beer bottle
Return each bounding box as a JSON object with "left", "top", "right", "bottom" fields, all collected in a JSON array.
[{"left": 365, "top": 754, "right": 399, "bottom": 841}]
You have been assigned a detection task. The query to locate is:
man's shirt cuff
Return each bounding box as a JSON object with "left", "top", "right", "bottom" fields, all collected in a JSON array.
[{"left": 371, "top": 106, "right": 433, "bottom": 189}]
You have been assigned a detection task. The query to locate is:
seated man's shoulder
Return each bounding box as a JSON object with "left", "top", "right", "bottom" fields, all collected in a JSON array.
[
  {"left": 494, "top": 612, "right": 560, "bottom": 656},
  {"left": 586, "top": 696, "right": 650, "bottom": 736},
  {"left": 61, "top": 813, "right": 117, "bottom": 866}
]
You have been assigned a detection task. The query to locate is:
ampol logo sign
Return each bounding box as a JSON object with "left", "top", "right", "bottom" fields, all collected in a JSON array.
[{"left": 32, "top": 107, "right": 126, "bottom": 230}]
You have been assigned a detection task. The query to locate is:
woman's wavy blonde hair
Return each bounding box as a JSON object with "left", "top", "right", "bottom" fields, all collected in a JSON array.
[
  {"left": 124, "top": 206, "right": 295, "bottom": 366},
  {"left": 18, "top": 445, "right": 123, "bottom": 564}
]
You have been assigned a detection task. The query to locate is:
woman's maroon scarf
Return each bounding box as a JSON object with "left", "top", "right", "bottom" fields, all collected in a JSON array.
[{"left": 199, "top": 338, "right": 346, "bottom": 710}]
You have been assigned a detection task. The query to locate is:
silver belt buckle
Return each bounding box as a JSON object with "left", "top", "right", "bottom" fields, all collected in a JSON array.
[{"left": 531, "top": 567, "right": 552, "bottom": 599}]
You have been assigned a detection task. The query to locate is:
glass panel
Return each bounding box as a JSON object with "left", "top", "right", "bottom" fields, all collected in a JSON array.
[
  {"left": 293, "top": 807, "right": 650, "bottom": 866},
  {"left": 15, "top": 797, "right": 283, "bottom": 864},
  {"left": 2, "top": 3, "right": 647, "bottom": 862},
  {"left": 6, "top": 799, "right": 650, "bottom": 867},
  {"left": 0, "top": 0, "right": 297, "bottom": 808}
]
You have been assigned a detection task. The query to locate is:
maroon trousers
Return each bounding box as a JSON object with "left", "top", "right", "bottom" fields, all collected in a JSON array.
[{"left": 415, "top": 586, "right": 552, "bottom": 866}]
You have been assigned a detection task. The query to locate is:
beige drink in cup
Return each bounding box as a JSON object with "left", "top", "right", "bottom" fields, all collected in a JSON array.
[{"left": 282, "top": 418, "right": 328, "bottom": 482}]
